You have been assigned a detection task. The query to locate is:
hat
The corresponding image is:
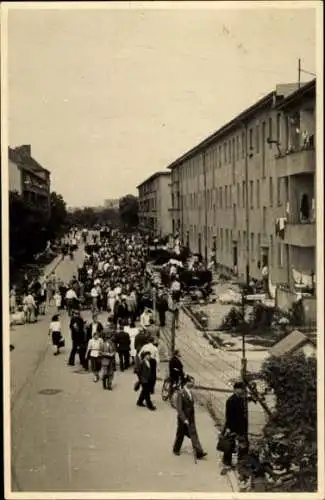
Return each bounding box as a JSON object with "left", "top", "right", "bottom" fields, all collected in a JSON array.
[{"left": 234, "top": 381, "right": 245, "bottom": 390}]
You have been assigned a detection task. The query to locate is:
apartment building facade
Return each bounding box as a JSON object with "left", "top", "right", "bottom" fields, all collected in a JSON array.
[
  {"left": 9, "top": 145, "right": 51, "bottom": 217},
  {"left": 137, "top": 171, "right": 172, "bottom": 238},
  {"left": 168, "top": 80, "right": 316, "bottom": 293}
]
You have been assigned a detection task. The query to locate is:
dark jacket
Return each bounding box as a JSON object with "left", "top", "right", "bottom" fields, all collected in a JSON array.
[
  {"left": 86, "top": 321, "right": 104, "bottom": 341},
  {"left": 225, "top": 393, "right": 247, "bottom": 436},
  {"left": 134, "top": 331, "right": 150, "bottom": 353},
  {"left": 138, "top": 359, "right": 152, "bottom": 384},
  {"left": 169, "top": 355, "right": 184, "bottom": 383},
  {"left": 69, "top": 317, "right": 85, "bottom": 344},
  {"left": 115, "top": 331, "right": 131, "bottom": 352},
  {"left": 176, "top": 387, "right": 195, "bottom": 423}
]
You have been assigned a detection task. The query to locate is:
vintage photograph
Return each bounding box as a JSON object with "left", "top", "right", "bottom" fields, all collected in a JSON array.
[{"left": 2, "top": 1, "right": 323, "bottom": 498}]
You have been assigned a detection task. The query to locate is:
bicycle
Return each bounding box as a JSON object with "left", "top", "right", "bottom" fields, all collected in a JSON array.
[{"left": 161, "top": 374, "right": 195, "bottom": 407}]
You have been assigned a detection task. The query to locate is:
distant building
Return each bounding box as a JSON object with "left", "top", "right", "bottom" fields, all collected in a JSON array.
[
  {"left": 104, "top": 198, "right": 120, "bottom": 210},
  {"left": 167, "top": 80, "right": 315, "bottom": 298},
  {"left": 9, "top": 145, "right": 51, "bottom": 217},
  {"left": 137, "top": 171, "right": 171, "bottom": 238}
]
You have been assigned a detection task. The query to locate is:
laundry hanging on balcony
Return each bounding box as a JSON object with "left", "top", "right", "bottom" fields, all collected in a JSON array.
[
  {"left": 275, "top": 217, "right": 287, "bottom": 239},
  {"left": 292, "top": 267, "right": 314, "bottom": 289}
]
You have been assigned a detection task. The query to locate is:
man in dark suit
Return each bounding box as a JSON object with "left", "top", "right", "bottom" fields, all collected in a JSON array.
[
  {"left": 85, "top": 313, "right": 104, "bottom": 341},
  {"left": 136, "top": 351, "right": 156, "bottom": 411},
  {"left": 68, "top": 310, "right": 87, "bottom": 368},
  {"left": 221, "top": 381, "right": 249, "bottom": 475},
  {"left": 173, "top": 375, "right": 207, "bottom": 459},
  {"left": 169, "top": 349, "right": 185, "bottom": 386}
]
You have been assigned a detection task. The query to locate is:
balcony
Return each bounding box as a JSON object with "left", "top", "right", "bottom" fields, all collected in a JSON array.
[
  {"left": 275, "top": 147, "right": 315, "bottom": 177},
  {"left": 284, "top": 220, "right": 316, "bottom": 247}
]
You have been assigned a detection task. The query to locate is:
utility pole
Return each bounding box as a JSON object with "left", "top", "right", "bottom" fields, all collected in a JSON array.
[
  {"left": 241, "top": 291, "right": 249, "bottom": 442},
  {"left": 203, "top": 150, "right": 208, "bottom": 265}
]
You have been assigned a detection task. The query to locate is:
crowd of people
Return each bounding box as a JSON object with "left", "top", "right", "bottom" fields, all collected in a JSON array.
[{"left": 10, "top": 226, "right": 251, "bottom": 481}]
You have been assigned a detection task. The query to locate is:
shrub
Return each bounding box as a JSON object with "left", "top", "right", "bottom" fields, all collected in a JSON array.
[
  {"left": 260, "top": 353, "right": 317, "bottom": 491},
  {"left": 220, "top": 306, "right": 246, "bottom": 332},
  {"left": 248, "top": 303, "right": 275, "bottom": 331},
  {"left": 288, "top": 300, "right": 305, "bottom": 327}
]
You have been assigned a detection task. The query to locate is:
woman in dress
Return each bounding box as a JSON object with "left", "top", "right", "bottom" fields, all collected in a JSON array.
[
  {"left": 107, "top": 286, "right": 116, "bottom": 314},
  {"left": 85, "top": 331, "right": 103, "bottom": 382},
  {"left": 124, "top": 318, "right": 139, "bottom": 365},
  {"left": 49, "top": 314, "right": 63, "bottom": 356}
]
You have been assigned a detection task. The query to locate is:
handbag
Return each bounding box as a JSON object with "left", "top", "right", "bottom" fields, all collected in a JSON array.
[
  {"left": 216, "top": 431, "right": 235, "bottom": 454},
  {"left": 58, "top": 336, "right": 65, "bottom": 348},
  {"left": 133, "top": 380, "right": 140, "bottom": 392}
]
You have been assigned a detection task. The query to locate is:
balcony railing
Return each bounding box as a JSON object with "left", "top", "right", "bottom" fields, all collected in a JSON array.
[
  {"left": 275, "top": 145, "right": 315, "bottom": 177},
  {"left": 284, "top": 217, "right": 316, "bottom": 248}
]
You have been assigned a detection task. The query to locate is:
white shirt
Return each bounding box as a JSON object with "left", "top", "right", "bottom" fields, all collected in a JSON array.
[
  {"left": 24, "top": 295, "right": 35, "bottom": 306},
  {"left": 94, "top": 278, "right": 101, "bottom": 286},
  {"left": 139, "top": 343, "right": 160, "bottom": 365},
  {"left": 66, "top": 289, "right": 77, "bottom": 300},
  {"left": 49, "top": 320, "right": 61, "bottom": 333},
  {"left": 91, "top": 287, "right": 98, "bottom": 298},
  {"left": 171, "top": 280, "right": 181, "bottom": 292},
  {"left": 87, "top": 337, "right": 102, "bottom": 358},
  {"left": 140, "top": 312, "right": 151, "bottom": 327}
]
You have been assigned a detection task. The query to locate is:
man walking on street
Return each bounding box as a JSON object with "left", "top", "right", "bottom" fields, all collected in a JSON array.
[
  {"left": 136, "top": 351, "right": 156, "bottom": 411},
  {"left": 68, "top": 310, "right": 87, "bottom": 369},
  {"left": 220, "top": 381, "right": 249, "bottom": 475},
  {"left": 115, "top": 321, "right": 131, "bottom": 371},
  {"left": 173, "top": 375, "right": 207, "bottom": 460}
]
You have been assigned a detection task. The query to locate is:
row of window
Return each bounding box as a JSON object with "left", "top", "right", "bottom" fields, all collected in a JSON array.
[
  {"left": 186, "top": 226, "right": 285, "bottom": 267},
  {"left": 179, "top": 177, "right": 282, "bottom": 211},
  {"left": 175, "top": 115, "right": 281, "bottom": 182}
]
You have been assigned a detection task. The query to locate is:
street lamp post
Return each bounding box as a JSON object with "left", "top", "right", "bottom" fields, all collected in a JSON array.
[{"left": 241, "top": 290, "right": 249, "bottom": 442}]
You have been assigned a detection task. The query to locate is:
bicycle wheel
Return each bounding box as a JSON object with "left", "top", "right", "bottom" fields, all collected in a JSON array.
[{"left": 161, "top": 378, "right": 170, "bottom": 401}]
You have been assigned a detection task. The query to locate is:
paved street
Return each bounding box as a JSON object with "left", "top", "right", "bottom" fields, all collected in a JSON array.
[{"left": 10, "top": 250, "right": 234, "bottom": 493}]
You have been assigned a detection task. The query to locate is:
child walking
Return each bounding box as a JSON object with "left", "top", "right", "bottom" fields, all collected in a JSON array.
[{"left": 49, "top": 314, "right": 63, "bottom": 356}]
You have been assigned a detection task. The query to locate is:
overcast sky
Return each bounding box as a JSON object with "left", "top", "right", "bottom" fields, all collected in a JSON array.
[{"left": 6, "top": 3, "right": 317, "bottom": 208}]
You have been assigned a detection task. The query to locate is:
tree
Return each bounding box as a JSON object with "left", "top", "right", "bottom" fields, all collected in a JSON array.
[
  {"left": 260, "top": 353, "right": 317, "bottom": 491},
  {"left": 119, "top": 194, "right": 139, "bottom": 229},
  {"left": 47, "top": 191, "right": 68, "bottom": 240}
]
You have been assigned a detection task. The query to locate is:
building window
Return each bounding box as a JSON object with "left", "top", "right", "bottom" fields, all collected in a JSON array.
[
  {"left": 225, "top": 229, "right": 229, "bottom": 253},
  {"left": 232, "top": 138, "right": 236, "bottom": 163},
  {"left": 277, "top": 242, "right": 284, "bottom": 267},
  {"left": 257, "top": 233, "right": 261, "bottom": 264},
  {"left": 219, "top": 145, "right": 222, "bottom": 167},
  {"left": 220, "top": 187, "right": 223, "bottom": 208},
  {"left": 242, "top": 131, "right": 245, "bottom": 158},
  {"left": 237, "top": 183, "right": 240, "bottom": 207},
  {"left": 269, "top": 177, "right": 273, "bottom": 207},
  {"left": 225, "top": 186, "right": 228, "bottom": 208},
  {"left": 262, "top": 121, "right": 266, "bottom": 177},
  {"left": 250, "top": 180, "right": 254, "bottom": 209},
  {"left": 256, "top": 179, "right": 260, "bottom": 208},
  {"left": 224, "top": 142, "right": 227, "bottom": 164},
  {"left": 250, "top": 233, "right": 255, "bottom": 261},
  {"left": 220, "top": 228, "right": 223, "bottom": 251},
  {"left": 263, "top": 206, "right": 267, "bottom": 233},
  {"left": 229, "top": 141, "right": 232, "bottom": 164},
  {"left": 276, "top": 113, "right": 281, "bottom": 143},
  {"left": 270, "top": 235, "right": 273, "bottom": 266},
  {"left": 277, "top": 178, "right": 282, "bottom": 206},
  {"left": 268, "top": 117, "right": 273, "bottom": 147},
  {"left": 233, "top": 204, "right": 237, "bottom": 228},
  {"left": 236, "top": 136, "right": 239, "bottom": 161},
  {"left": 256, "top": 125, "right": 260, "bottom": 153},
  {"left": 229, "top": 185, "right": 232, "bottom": 206},
  {"left": 242, "top": 181, "right": 246, "bottom": 208},
  {"left": 249, "top": 129, "right": 253, "bottom": 150}
]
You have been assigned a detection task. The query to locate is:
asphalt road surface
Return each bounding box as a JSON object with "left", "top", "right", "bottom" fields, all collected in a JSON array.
[{"left": 9, "top": 245, "right": 233, "bottom": 494}]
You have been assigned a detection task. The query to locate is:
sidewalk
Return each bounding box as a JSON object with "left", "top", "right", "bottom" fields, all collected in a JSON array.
[{"left": 12, "top": 316, "right": 235, "bottom": 493}]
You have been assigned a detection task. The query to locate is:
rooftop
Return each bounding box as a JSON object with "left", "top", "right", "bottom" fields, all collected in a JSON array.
[
  {"left": 137, "top": 170, "right": 170, "bottom": 189},
  {"left": 167, "top": 80, "right": 314, "bottom": 171}
]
